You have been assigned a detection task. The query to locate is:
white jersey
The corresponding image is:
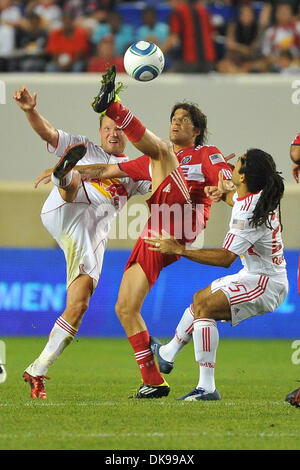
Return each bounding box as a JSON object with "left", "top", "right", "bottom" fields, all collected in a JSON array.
[
  {"left": 42, "top": 129, "right": 151, "bottom": 215},
  {"left": 222, "top": 192, "right": 286, "bottom": 277}
]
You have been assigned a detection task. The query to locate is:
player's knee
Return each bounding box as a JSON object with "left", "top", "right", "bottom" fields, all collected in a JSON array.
[
  {"left": 193, "top": 292, "right": 210, "bottom": 318},
  {"left": 115, "top": 297, "right": 138, "bottom": 323}
]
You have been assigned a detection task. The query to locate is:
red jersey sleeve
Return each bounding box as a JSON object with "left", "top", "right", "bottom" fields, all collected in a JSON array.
[
  {"left": 118, "top": 155, "right": 151, "bottom": 182},
  {"left": 291, "top": 133, "right": 300, "bottom": 145},
  {"left": 201, "top": 146, "right": 232, "bottom": 186}
]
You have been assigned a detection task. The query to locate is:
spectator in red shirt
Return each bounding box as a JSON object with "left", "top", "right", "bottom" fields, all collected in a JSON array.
[
  {"left": 87, "top": 33, "right": 126, "bottom": 73},
  {"left": 45, "top": 11, "right": 88, "bottom": 72},
  {"left": 162, "top": 0, "right": 216, "bottom": 73}
]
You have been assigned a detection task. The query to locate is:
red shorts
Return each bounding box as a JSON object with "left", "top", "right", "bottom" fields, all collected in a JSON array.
[{"left": 124, "top": 167, "right": 202, "bottom": 288}]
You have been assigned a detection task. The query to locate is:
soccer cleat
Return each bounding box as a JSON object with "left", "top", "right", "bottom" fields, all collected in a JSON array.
[
  {"left": 91, "top": 65, "right": 117, "bottom": 114},
  {"left": 285, "top": 385, "right": 300, "bottom": 408},
  {"left": 53, "top": 143, "right": 87, "bottom": 180},
  {"left": 176, "top": 387, "right": 221, "bottom": 402},
  {"left": 130, "top": 380, "right": 170, "bottom": 399},
  {"left": 150, "top": 336, "right": 174, "bottom": 374},
  {"left": 23, "top": 371, "right": 49, "bottom": 399}
]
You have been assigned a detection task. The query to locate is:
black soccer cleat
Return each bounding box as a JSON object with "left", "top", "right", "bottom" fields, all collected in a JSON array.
[
  {"left": 130, "top": 381, "right": 170, "bottom": 399},
  {"left": 285, "top": 386, "right": 300, "bottom": 408},
  {"left": 53, "top": 143, "right": 87, "bottom": 180},
  {"left": 150, "top": 336, "right": 174, "bottom": 374},
  {"left": 91, "top": 65, "right": 117, "bottom": 114}
]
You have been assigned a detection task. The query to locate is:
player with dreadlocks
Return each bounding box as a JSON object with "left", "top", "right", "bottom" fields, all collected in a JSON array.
[{"left": 145, "top": 149, "right": 288, "bottom": 401}]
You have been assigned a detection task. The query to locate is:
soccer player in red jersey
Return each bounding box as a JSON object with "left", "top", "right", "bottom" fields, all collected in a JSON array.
[
  {"left": 285, "top": 133, "right": 300, "bottom": 408},
  {"left": 56, "top": 66, "right": 232, "bottom": 397}
]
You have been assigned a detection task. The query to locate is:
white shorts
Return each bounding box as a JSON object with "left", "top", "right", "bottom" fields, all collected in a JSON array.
[
  {"left": 41, "top": 182, "right": 109, "bottom": 291},
  {"left": 211, "top": 268, "right": 288, "bottom": 326}
]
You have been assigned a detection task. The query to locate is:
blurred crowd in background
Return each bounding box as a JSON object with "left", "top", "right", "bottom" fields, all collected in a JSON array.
[{"left": 1, "top": 0, "right": 300, "bottom": 74}]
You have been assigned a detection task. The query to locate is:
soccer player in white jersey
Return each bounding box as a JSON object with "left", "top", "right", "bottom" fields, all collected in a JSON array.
[
  {"left": 145, "top": 148, "right": 288, "bottom": 401},
  {"left": 13, "top": 85, "right": 150, "bottom": 399}
]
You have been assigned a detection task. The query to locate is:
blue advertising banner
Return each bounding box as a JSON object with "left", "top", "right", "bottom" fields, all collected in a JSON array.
[{"left": 0, "top": 248, "right": 299, "bottom": 338}]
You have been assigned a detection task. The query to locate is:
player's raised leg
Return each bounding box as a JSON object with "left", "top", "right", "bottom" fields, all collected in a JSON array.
[
  {"left": 91, "top": 66, "right": 181, "bottom": 192},
  {"left": 176, "top": 287, "right": 231, "bottom": 401},
  {"left": 23, "top": 274, "right": 93, "bottom": 399},
  {"left": 115, "top": 263, "right": 170, "bottom": 398}
]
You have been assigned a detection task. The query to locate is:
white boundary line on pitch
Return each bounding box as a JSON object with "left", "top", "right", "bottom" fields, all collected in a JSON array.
[
  {"left": 0, "top": 431, "right": 299, "bottom": 439},
  {"left": 0, "top": 400, "right": 287, "bottom": 407}
]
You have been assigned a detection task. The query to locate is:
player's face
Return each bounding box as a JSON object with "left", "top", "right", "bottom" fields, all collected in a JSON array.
[
  {"left": 169, "top": 108, "right": 200, "bottom": 147},
  {"left": 231, "top": 155, "right": 245, "bottom": 186},
  {"left": 99, "top": 116, "right": 126, "bottom": 155}
]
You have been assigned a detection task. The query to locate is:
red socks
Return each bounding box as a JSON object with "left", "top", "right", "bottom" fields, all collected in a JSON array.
[
  {"left": 106, "top": 102, "right": 146, "bottom": 142},
  {"left": 128, "top": 330, "right": 164, "bottom": 386}
]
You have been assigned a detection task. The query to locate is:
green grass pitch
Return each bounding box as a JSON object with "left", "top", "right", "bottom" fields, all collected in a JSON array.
[{"left": 0, "top": 337, "right": 299, "bottom": 450}]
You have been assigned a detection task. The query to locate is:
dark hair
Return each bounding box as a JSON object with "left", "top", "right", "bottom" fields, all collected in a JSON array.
[
  {"left": 170, "top": 102, "right": 207, "bottom": 147},
  {"left": 239, "top": 148, "right": 284, "bottom": 230}
]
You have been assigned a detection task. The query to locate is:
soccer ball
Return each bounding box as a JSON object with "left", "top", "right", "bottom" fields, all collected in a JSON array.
[{"left": 123, "top": 41, "right": 165, "bottom": 82}]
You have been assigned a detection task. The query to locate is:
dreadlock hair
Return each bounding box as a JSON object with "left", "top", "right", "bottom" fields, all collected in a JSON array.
[
  {"left": 239, "top": 148, "right": 285, "bottom": 230},
  {"left": 170, "top": 102, "right": 208, "bottom": 147}
]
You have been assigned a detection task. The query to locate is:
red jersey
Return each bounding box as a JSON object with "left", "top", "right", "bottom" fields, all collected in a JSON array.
[
  {"left": 291, "top": 133, "right": 300, "bottom": 145},
  {"left": 119, "top": 144, "right": 232, "bottom": 226},
  {"left": 170, "top": 1, "right": 216, "bottom": 63},
  {"left": 46, "top": 27, "right": 88, "bottom": 61}
]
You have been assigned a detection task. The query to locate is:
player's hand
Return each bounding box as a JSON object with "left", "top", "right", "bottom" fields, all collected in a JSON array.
[
  {"left": 204, "top": 185, "right": 223, "bottom": 202},
  {"left": 292, "top": 163, "right": 300, "bottom": 183},
  {"left": 34, "top": 168, "right": 53, "bottom": 188},
  {"left": 144, "top": 229, "right": 184, "bottom": 256},
  {"left": 13, "top": 86, "right": 37, "bottom": 111},
  {"left": 218, "top": 170, "right": 235, "bottom": 193}
]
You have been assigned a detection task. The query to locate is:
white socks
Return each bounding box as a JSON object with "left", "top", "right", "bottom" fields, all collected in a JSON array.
[
  {"left": 51, "top": 171, "right": 73, "bottom": 188},
  {"left": 159, "top": 306, "right": 194, "bottom": 362},
  {"left": 193, "top": 318, "right": 219, "bottom": 393},
  {"left": 26, "top": 316, "right": 78, "bottom": 377}
]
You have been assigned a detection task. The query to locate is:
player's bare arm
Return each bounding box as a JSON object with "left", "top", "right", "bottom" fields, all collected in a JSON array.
[
  {"left": 13, "top": 86, "right": 58, "bottom": 148},
  {"left": 290, "top": 145, "right": 300, "bottom": 183},
  {"left": 292, "top": 163, "right": 300, "bottom": 183},
  {"left": 34, "top": 162, "right": 129, "bottom": 188},
  {"left": 74, "top": 163, "right": 128, "bottom": 180},
  {"left": 144, "top": 230, "right": 237, "bottom": 268}
]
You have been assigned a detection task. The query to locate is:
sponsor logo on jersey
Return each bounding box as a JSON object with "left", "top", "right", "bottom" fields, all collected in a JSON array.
[
  {"left": 209, "top": 153, "right": 225, "bottom": 165},
  {"left": 181, "top": 155, "right": 192, "bottom": 164}
]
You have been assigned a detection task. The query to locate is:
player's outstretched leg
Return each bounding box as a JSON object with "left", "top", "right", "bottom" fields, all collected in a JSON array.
[
  {"left": 53, "top": 143, "right": 87, "bottom": 180},
  {"left": 285, "top": 385, "right": 300, "bottom": 408}
]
